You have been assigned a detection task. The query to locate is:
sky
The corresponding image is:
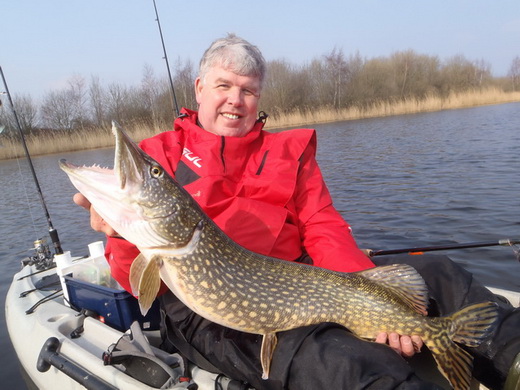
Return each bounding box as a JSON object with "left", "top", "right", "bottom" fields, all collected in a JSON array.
[{"left": 1, "top": 0, "right": 519, "bottom": 101}]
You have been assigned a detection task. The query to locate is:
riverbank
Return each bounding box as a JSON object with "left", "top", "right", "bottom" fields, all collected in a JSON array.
[{"left": 1, "top": 88, "right": 519, "bottom": 160}]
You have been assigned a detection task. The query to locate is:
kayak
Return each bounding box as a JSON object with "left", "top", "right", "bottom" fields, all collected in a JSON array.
[
  {"left": 5, "top": 239, "right": 519, "bottom": 390},
  {"left": 5, "top": 239, "right": 239, "bottom": 390}
]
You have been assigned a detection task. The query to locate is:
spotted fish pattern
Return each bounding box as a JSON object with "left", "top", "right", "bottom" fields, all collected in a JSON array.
[{"left": 60, "top": 122, "right": 499, "bottom": 390}]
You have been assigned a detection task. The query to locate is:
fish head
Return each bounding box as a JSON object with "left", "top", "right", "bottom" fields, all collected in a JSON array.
[{"left": 59, "top": 121, "right": 203, "bottom": 251}]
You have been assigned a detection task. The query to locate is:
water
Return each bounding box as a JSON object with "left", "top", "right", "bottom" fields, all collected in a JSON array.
[
  {"left": 315, "top": 103, "right": 520, "bottom": 290},
  {"left": 1, "top": 102, "right": 519, "bottom": 387}
]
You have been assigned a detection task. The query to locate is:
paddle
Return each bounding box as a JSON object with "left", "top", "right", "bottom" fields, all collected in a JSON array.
[{"left": 370, "top": 238, "right": 520, "bottom": 258}]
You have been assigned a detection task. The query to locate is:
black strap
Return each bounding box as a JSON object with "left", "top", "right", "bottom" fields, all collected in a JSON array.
[{"left": 166, "top": 321, "right": 222, "bottom": 374}]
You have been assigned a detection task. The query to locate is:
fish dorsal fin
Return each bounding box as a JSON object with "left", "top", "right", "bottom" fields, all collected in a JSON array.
[{"left": 359, "top": 264, "right": 429, "bottom": 315}]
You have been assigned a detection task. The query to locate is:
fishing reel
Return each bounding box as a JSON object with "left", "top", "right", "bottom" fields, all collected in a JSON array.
[{"left": 21, "top": 238, "right": 54, "bottom": 270}]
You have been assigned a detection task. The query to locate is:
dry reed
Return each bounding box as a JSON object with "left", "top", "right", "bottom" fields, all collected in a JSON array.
[
  {"left": 264, "top": 88, "right": 520, "bottom": 129},
  {"left": 1, "top": 88, "right": 519, "bottom": 161},
  {"left": 0, "top": 121, "right": 167, "bottom": 160}
]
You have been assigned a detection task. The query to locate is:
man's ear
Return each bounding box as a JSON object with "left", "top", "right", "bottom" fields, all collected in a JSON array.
[{"left": 194, "top": 77, "right": 203, "bottom": 104}]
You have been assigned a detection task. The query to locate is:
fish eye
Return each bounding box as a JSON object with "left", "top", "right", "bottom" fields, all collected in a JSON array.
[{"left": 150, "top": 165, "right": 163, "bottom": 178}]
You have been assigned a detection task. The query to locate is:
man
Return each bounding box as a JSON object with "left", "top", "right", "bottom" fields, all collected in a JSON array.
[{"left": 75, "top": 34, "right": 518, "bottom": 389}]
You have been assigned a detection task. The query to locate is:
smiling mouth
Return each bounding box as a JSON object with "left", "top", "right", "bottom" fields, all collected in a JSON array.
[{"left": 222, "top": 113, "right": 241, "bottom": 120}]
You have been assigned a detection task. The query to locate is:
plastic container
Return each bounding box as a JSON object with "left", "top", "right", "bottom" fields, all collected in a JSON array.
[
  {"left": 64, "top": 276, "right": 161, "bottom": 331},
  {"left": 55, "top": 251, "right": 73, "bottom": 305},
  {"left": 60, "top": 241, "right": 116, "bottom": 288},
  {"left": 60, "top": 241, "right": 160, "bottom": 331}
]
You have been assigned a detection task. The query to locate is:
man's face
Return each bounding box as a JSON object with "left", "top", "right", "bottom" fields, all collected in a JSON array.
[{"left": 195, "top": 65, "right": 261, "bottom": 137}]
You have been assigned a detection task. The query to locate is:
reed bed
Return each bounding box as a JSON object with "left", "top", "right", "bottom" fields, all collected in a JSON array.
[
  {"left": 1, "top": 88, "right": 519, "bottom": 161},
  {"left": 265, "top": 88, "right": 520, "bottom": 129},
  {"left": 0, "top": 122, "right": 167, "bottom": 160}
]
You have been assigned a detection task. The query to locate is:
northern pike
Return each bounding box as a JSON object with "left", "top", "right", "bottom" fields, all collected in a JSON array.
[{"left": 60, "top": 122, "right": 498, "bottom": 390}]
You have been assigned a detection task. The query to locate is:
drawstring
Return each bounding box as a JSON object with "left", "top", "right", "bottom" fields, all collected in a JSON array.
[
  {"left": 220, "top": 136, "right": 226, "bottom": 173},
  {"left": 257, "top": 111, "right": 269, "bottom": 124}
]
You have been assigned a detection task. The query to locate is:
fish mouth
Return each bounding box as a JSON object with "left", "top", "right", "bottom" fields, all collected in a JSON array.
[
  {"left": 59, "top": 121, "right": 145, "bottom": 205},
  {"left": 113, "top": 121, "right": 146, "bottom": 190},
  {"left": 59, "top": 122, "right": 171, "bottom": 248}
]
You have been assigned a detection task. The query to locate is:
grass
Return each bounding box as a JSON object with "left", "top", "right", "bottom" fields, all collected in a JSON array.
[{"left": 1, "top": 88, "right": 519, "bottom": 161}]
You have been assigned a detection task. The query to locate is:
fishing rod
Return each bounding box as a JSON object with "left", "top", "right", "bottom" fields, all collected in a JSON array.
[
  {"left": 0, "top": 65, "right": 63, "bottom": 255},
  {"left": 370, "top": 238, "right": 520, "bottom": 258},
  {"left": 152, "top": 0, "right": 180, "bottom": 117}
]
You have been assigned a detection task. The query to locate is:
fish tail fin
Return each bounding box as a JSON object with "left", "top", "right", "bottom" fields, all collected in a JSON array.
[
  {"left": 450, "top": 301, "right": 499, "bottom": 347},
  {"left": 426, "top": 336, "right": 473, "bottom": 390},
  {"left": 425, "top": 301, "right": 499, "bottom": 390}
]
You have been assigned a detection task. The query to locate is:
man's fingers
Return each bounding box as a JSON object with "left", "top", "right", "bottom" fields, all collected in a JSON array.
[
  {"left": 399, "top": 335, "right": 416, "bottom": 357},
  {"left": 72, "top": 192, "right": 119, "bottom": 236},
  {"left": 411, "top": 335, "right": 423, "bottom": 353},
  {"left": 375, "top": 332, "right": 423, "bottom": 357},
  {"left": 375, "top": 332, "right": 388, "bottom": 344},
  {"left": 387, "top": 332, "right": 402, "bottom": 354}
]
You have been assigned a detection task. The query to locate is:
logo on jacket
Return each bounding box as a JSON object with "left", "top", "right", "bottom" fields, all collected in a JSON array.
[{"left": 182, "top": 147, "right": 202, "bottom": 168}]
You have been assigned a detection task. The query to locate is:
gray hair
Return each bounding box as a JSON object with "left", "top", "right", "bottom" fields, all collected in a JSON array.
[{"left": 198, "top": 34, "right": 266, "bottom": 87}]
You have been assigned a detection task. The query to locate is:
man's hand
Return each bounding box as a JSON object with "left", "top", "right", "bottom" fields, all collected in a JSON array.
[
  {"left": 375, "top": 332, "right": 423, "bottom": 357},
  {"left": 73, "top": 193, "right": 119, "bottom": 237}
]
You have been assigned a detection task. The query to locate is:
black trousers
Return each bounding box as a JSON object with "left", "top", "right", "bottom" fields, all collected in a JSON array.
[{"left": 159, "top": 255, "right": 520, "bottom": 390}]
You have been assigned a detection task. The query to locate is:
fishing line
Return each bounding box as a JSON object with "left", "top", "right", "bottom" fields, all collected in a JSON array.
[
  {"left": 14, "top": 154, "right": 44, "bottom": 239},
  {"left": 1, "top": 91, "right": 41, "bottom": 239},
  {"left": 0, "top": 65, "right": 63, "bottom": 255}
]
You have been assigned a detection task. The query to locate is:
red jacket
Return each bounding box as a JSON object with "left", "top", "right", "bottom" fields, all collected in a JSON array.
[{"left": 106, "top": 108, "right": 374, "bottom": 293}]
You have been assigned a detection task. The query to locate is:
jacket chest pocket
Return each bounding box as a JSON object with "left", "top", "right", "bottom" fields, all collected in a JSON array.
[{"left": 240, "top": 159, "right": 299, "bottom": 208}]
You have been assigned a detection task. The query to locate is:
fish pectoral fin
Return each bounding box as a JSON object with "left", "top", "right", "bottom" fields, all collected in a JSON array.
[
  {"left": 129, "top": 253, "right": 161, "bottom": 316},
  {"left": 129, "top": 253, "right": 149, "bottom": 297},
  {"left": 260, "top": 333, "right": 278, "bottom": 380},
  {"left": 359, "top": 264, "right": 429, "bottom": 315}
]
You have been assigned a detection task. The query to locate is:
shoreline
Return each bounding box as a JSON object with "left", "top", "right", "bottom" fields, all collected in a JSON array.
[
  {"left": 264, "top": 89, "right": 520, "bottom": 130},
  {"left": 1, "top": 88, "right": 519, "bottom": 161}
]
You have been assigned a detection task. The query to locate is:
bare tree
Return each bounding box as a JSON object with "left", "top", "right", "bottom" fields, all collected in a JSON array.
[
  {"left": 173, "top": 57, "right": 196, "bottom": 111},
  {"left": 323, "top": 47, "right": 349, "bottom": 108},
  {"left": 354, "top": 57, "right": 395, "bottom": 104},
  {"left": 262, "top": 59, "right": 295, "bottom": 115},
  {"left": 141, "top": 64, "right": 162, "bottom": 126},
  {"left": 68, "top": 75, "right": 88, "bottom": 126},
  {"left": 106, "top": 82, "right": 130, "bottom": 124},
  {"left": 472, "top": 59, "right": 492, "bottom": 88},
  {"left": 40, "top": 75, "right": 88, "bottom": 130},
  {"left": 0, "top": 94, "right": 38, "bottom": 134},
  {"left": 388, "top": 51, "right": 441, "bottom": 99},
  {"left": 261, "top": 59, "right": 312, "bottom": 116},
  {"left": 439, "top": 55, "right": 490, "bottom": 93},
  {"left": 7, "top": 48, "right": 515, "bottom": 134},
  {"left": 41, "top": 90, "right": 76, "bottom": 130},
  {"left": 89, "top": 75, "right": 108, "bottom": 127},
  {"left": 508, "top": 56, "right": 520, "bottom": 91}
]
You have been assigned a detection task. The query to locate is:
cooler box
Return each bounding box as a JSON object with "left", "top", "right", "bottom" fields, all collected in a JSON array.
[{"left": 64, "top": 275, "right": 161, "bottom": 332}]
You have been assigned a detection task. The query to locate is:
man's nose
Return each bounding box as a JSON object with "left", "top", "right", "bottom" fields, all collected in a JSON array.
[{"left": 226, "top": 87, "right": 244, "bottom": 106}]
